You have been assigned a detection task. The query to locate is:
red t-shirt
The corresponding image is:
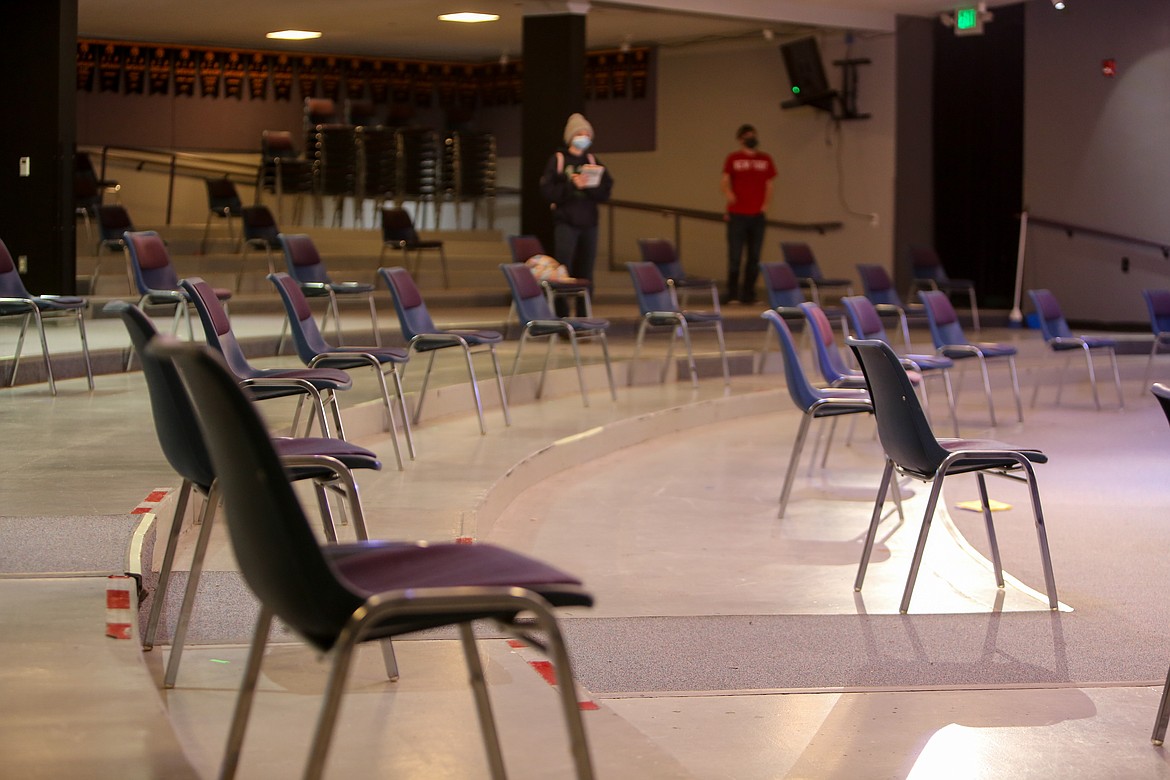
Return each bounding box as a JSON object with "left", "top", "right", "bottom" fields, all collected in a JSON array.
[{"left": 723, "top": 150, "right": 777, "bottom": 216}]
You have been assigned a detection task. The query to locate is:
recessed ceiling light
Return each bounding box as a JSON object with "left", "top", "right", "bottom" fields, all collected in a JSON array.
[
  {"left": 438, "top": 12, "right": 500, "bottom": 23},
  {"left": 266, "top": 30, "right": 323, "bottom": 40}
]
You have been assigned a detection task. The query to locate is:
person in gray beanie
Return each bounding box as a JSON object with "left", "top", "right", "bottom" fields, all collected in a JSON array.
[{"left": 539, "top": 112, "right": 614, "bottom": 316}]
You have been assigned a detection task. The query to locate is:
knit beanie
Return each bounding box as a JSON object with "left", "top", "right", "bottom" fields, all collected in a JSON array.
[{"left": 563, "top": 113, "right": 594, "bottom": 145}]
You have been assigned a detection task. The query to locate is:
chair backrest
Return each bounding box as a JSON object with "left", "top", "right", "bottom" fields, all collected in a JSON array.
[
  {"left": 270, "top": 272, "right": 335, "bottom": 362},
  {"left": 908, "top": 244, "right": 949, "bottom": 282},
  {"left": 1143, "top": 289, "right": 1170, "bottom": 336},
  {"left": 760, "top": 262, "right": 805, "bottom": 309},
  {"left": 918, "top": 290, "right": 969, "bottom": 348},
  {"left": 1027, "top": 289, "right": 1072, "bottom": 342},
  {"left": 180, "top": 277, "right": 254, "bottom": 376},
  {"left": 124, "top": 231, "right": 181, "bottom": 292},
  {"left": 97, "top": 205, "right": 135, "bottom": 243},
  {"left": 152, "top": 339, "right": 363, "bottom": 649},
  {"left": 637, "top": 238, "right": 685, "bottom": 280},
  {"left": 841, "top": 295, "right": 892, "bottom": 345},
  {"left": 1153, "top": 383, "right": 1170, "bottom": 425},
  {"left": 856, "top": 264, "right": 904, "bottom": 308},
  {"left": 507, "top": 234, "right": 545, "bottom": 264},
  {"left": 381, "top": 206, "right": 420, "bottom": 245},
  {"left": 761, "top": 310, "right": 836, "bottom": 414},
  {"left": 849, "top": 338, "right": 948, "bottom": 477},
  {"left": 261, "top": 130, "right": 299, "bottom": 159},
  {"left": 379, "top": 266, "right": 439, "bottom": 338},
  {"left": 800, "top": 301, "right": 856, "bottom": 383},
  {"left": 780, "top": 242, "right": 822, "bottom": 280},
  {"left": 500, "top": 262, "right": 557, "bottom": 323},
  {"left": 205, "top": 178, "right": 243, "bottom": 216},
  {"left": 241, "top": 205, "right": 281, "bottom": 246},
  {"left": 108, "top": 302, "right": 216, "bottom": 490},
  {"left": 626, "top": 262, "right": 677, "bottom": 315},
  {"left": 280, "top": 233, "right": 331, "bottom": 285},
  {"left": 0, "top": 237, "right": 32, "bottom": 298}
]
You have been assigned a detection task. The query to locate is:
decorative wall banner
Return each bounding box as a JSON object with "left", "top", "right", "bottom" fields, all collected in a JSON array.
[
  {"left": 272, "top": 54, "right": 293, "bottom": 101},
  {"left": 199, "top": 50, "right": 223, "bottom": 97},
  {"left": 223, "top": 51, "right": 246, "bottom": 99},
  {"left": 98, "top": 44, "right": 122, "bottom": 92},
  {"left": 148, "top": 47, "right": 171, "bottom": 95},
  {"left": 247, "top": 53, "right": 269, "bottom": 99},
  {"left": 77, "top": 42, "right": 96, "bottom": 91},
  {"left": 173, "top": 48, "right": 197, "bottom": 96},
  {"left": 75, "top": 39, "right": 654, "bottom": 110}
]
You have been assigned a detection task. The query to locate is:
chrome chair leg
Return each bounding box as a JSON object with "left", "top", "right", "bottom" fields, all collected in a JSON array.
[
  {"left": 715, "top": 321, "right": 730, "bottom": 385},
  {"left": 1108, "top": 347, "right": 1124, "bottom": 409},
  {"left": 489, "top": 345, "right": 511, "bottom": 426},
  {"left": 536, "top": 333, "right": 557, "bottom": 399},
  {"left": 778, "top": 413, "right": 814, "bottom": 519},
  {"left": 565, "top": 329, "right": 589, "bottom": 407},
  {"left": 630, "top": 320, "right": 648, "bottom": 387},
  {"left": 678, "top": 320, "right": 698, "bottom": 388},
  {"left": 1008, "top": 355, "right": 1024, "bottom": 422},
  {"left": 855, "top": 457, "right": 895, "bottom": 591},
  {"left": 1152, "top": 667, "right": 1170, "bottom": 745},
  {"left": 976, "top": 472, "right": 1005, "bottom": 587},
  {"left": 1081, "top": 345, "right": 1098, "bottom": 410},
  {"left": 220, "top": 608, "right": 274, "bottom": 780},
  {"left": 143, "top": 479, "right": 195, "bottom": 651},
  {"left": 413, "top": 349, "right": 438, "bottom": 425},
  {"left": 389, "top": 366, "right": 415, "bottom": 459},
  {"left": 460, "top": 623, "right": 508, "bottom": 779},
  {"left": 163, "top": 482, "right": 220, "bottom": 689},
  {"left": 598, "top": 332, "right": 617, "bottom": 401},
  {"left": 900, "top": 474, "right": 948, "bottom": 614},
  {"left": 463, "top": 345, "right": 488, "bottom": 434}
]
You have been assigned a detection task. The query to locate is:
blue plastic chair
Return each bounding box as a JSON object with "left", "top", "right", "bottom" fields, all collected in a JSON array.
[
  {"left": 627, "top": 261, "right": 729, "bottom": 388},
  {"left": 780, "top": 241, "right": 854, "bottom": 306},
  {"left": 755, "top": 261, "right": 807, "bottom": 373},
  {"left": 0, "top": 237, "right": 93, "bottom": 395},
  {"left": 271, "top": 272, "right": 412, "bottom": 469},
  {"left": 107, "top": 300, "right": 384, "bottom": 689},
  {"left": 1142, "top": 289, "right": 1170, "bottom": 386},
  {"left": 919, "top": 289, "right": 1022, "bottom": 427},
  {"left": 907, "top": 244, "right": 980, "bottom": 331},
  {"left": 379, "top": 266, "right": 510, "bottom": 434},
  {"left": 1027, "top": 288, "right": 1123, "bottom": 410},
  {"left": 280, "top": 233, "right": 380, "bottom": 347},
  {"left": 842, "top": 295, "right": 958, "bottom": 435},
  {"left": 799, "top": 301, "right": 867, "bottom": 389},
  {"left": 761, "top": 310, "right": 874, "bottom": 519},
  {"left": 500, "top": 262, "right": 616, "bottom": 406},
  {"left": 848, "top": 337, "right": 1057, "bottom": 614},
  {"left": 152, "top": 337, "right": 595, "bottom": 780},
  {"left": 181, "top": 276, "right": 351, "bottom": 439},
  {"left": 855, "top": 263, "right": 914, "bottom": 351}
]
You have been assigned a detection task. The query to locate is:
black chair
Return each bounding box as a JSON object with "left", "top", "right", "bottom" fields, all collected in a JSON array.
[
  {"left": 381, "top": 205, "right": 449, "bottom": 288},
  {"left": 181, "top": 277, "right": 351, "bottom": 440},
  {"left": 237, "top": 205, "right": 281, "bottom": 291},
  {"left": 151, "top": 338, "right": 596, "bottom": 779},
  {"left": 258, "top": 130, "right": 315, "bottom": 223},
  {"left": 1149, "top": 383, "right": 1170, "bottom": 746},
  {"left": 780, "top": 242, "right": 854, "bottom": 306},
  {"left": 847, "top": 337, "right": 1059, "bottom": 614},
  {"left": 201, "top": 177, "right": 244, "bottom": 254},
  {"left": 270, "top": 272, "right": 412, "bottom": 470},
  {"left": 107, "top": 301, "right": 383, "bottom": 689}
]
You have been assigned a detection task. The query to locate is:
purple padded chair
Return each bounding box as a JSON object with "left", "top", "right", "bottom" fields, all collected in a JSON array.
[
  {"left": 0, "top": 237, "right": 93, "bottom": 395},
  {"left": 907, "top": 244, "right": 980, "bottom": 331},
  {"left": 780, "top": 242, "right": 854, "bottom": 306},
  {"left": 1027, "top": 288, "right": 1123, "bottom": 410},
  {"left": 280, "top": 233, "right": 380, "bottom": 347}
]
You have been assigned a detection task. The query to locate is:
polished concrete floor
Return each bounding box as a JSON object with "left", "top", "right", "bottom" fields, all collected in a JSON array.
[{"left": 4, "top": 307, "right": 1170, "bottom": 778}]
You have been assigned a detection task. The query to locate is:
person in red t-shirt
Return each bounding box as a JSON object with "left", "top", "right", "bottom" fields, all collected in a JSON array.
[{"left": 720, "top": 124, "right": 777, "bottom": 304}]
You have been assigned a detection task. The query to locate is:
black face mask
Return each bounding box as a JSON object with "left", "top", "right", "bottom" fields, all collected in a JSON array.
[{"left": 743, "top": 137, "right": 759, "bottom": 149}]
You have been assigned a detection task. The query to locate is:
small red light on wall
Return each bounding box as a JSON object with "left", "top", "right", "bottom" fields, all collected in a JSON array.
[{"left": 1102, "top": 59, "right": 1117, "bottom": 78}]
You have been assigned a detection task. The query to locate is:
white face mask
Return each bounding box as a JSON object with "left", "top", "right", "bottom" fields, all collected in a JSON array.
[{"left": 571, "top": 136, "right": 592, "bottom": 152}]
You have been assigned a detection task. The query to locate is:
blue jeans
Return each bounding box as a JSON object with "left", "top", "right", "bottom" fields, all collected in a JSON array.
[
  {"left": 726, "top": 213, "right": 765, "bottom": 302},
  {"left": 553, "top": 222, "right": 597, "bottom": 316}
]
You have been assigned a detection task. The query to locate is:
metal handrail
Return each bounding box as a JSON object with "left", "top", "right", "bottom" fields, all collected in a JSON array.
[{"left": 1025, "top": 214, "right": 1170, "bottom": 258}]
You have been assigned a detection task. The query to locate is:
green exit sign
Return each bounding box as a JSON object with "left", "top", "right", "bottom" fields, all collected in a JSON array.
[{"left": 953, "top": 5, "right": 987, "bottom": 35}]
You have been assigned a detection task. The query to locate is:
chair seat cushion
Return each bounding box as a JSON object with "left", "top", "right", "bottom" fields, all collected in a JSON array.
[
  {"left": 273, "top": 436, "right": 380, "bottom": 474},
  {"left": 444, "top": 329, "right": 503, "bottom": 346},
  {"left": 941, "top": 342, "right": 1016, "bottom": 359},
  {"left": 249, "top": 367, "right": 353, "bottom": 391},
  {"left": 671, "top": 276, "right": 715, "bottom": 288},
  {"left": 1051, "top": 336, "right": 1116, "bottom": 350},
  {"left": 801, "top": 277, "right": 852, "bottom": 287},
  {"left": 33, "top": 295, "right": 87, "bottom": 311},
  {"left": 318, "top": 345, "right": 410, "bottom": 366},
  {"left": 937, "top": 438, "right": 1048, "bottom": 469},
  {"left": 681, "top": 311, "right": 722, "bottom": 324},
  {"left": 545, "top": 280, "right": 589, "bottom": 292},
  {"left": 330, "top": 282, "right": 375, "bottom": 294},
  {"left": 563, "top": 317, "right": 609, "bottom": 332},
  {"left": 903, "top": 353, "right": 953, "bottom": 370}
]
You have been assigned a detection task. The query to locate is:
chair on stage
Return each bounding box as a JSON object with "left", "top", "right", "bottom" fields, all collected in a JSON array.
[
  {"left": 636, "top": 237, "right": 719, "bottom": 312},
  {"left": 109, "top": 300, "right": 383, "bottom": 689},
  {"left": 907, "top": 244, "right": 981, "bottom": 331},
  {"left": 93, "top": 204, "right": 137, "bottom": 294},
  {"left": 507, "top": 234, "right": 592, "bottom": 318},
  {"left": 380, "top": 206, "right": 449, "bottom": 289},
  {"left": 181, "top": 277, "right": 350, "bottom": 440},
  {"left": 761, "top": 310, "right": 873, "bottom": 519},
  {"left": 0, "top": 237, "right": 93, "bottom": 396},
  {"left": 848, "top": 336, "right": 1058, "bottom": 614},
  {"left": 271, "top": 272, "right": 412, "bottom": 469},
  {"left": 153, "top": 337, "right": 596, "bottom": 780},
  {"left": 626, "top": 261, "right": 729, "bottom": 388},
  {"left": 1142, "top": 289, "right": 1170, "bottom": 386},
  {"left": 1027, "top": 288, "right": 1123, "bottom": 410},
  {"left": 855, "top": 263, "right": 914, "bottom": 351},
  {"left": 280, "top": 233, "right": 380, "bottom": 347},
  {"left": 500, "top": 262, "right": 616, "bottom": 407},
  {"left": 201, "top": 177, "right": 244, "bottom": 253},
  {"left": 842, "top": 294, "right": 958, "bottom": 435},
  {"left": 919, "top": 289, "right": 1023, "bottom": 427},
  {"left": 780, "top": 242, "right": 853, "bottom": 306},
  {"left": 236, "top": 205, "right": 282, "bottom": 291},
  {"left": 257, "top": 130, "right": 315, "bottom": 223},
  {"left": 379, "top": 266, "right": 510, "bottom": 434}
]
